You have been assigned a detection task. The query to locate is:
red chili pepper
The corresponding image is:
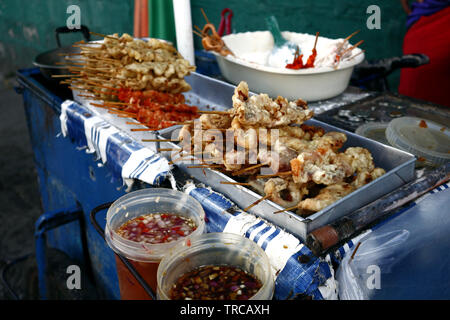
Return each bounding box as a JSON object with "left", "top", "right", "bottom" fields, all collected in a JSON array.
[
  {"left": 304, "top": 48, "right": 317, "bottom": 68},
  {"left": 186, "top": 239, "right": 191, "bottom": 246},
  {"left": 285, "top": 54, "right": 304, "bottom": 69},
  {"left": 176, "top": 230, "right": 185, "bottom": 236}
]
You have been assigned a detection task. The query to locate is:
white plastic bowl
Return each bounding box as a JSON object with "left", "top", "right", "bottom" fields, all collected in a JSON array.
[{"left": 213, "top": 31, "right": 365, "bottom": 102}]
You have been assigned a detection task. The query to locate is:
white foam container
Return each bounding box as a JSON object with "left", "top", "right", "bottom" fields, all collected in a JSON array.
[{"left": 213, "top": 31, "right": 365, "bottom": 102}]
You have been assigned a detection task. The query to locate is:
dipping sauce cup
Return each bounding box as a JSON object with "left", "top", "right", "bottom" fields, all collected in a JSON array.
[
  {"left": 105, "top": 188, "right": 205, "bottom": 300},
  {"left": 157, "top": 232, "right": 275, "bottom": 300}
]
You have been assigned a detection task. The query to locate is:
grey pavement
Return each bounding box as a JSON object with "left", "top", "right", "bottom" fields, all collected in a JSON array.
[{"left": 0, "top": 78, "right": 43, "bottom": 299}]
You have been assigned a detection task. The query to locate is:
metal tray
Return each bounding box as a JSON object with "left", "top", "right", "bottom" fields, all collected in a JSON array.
[{"left": 157, "top": 72, "right": 417, "bottom": 241}]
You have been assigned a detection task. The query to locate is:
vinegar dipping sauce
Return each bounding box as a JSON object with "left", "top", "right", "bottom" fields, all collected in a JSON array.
[
  {"left": 116, "top": 213, "right": 197, "bottom": 244},
  {"left": 115, "top": 212, "right": 198, "bottom": 300},
  {"left": 169, "top": 265, "right": 263, "bottom": 300}
]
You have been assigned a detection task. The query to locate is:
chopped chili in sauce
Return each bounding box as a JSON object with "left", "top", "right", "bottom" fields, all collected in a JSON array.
[
  {"left": 419, "top": 120, "right": 428, "bottom": 128},
  {"left": 116, "top": 213, "right": 197, "bottom": 244},
  {"left": 169, "top": 265, "right": 262, "bottom": 300}
]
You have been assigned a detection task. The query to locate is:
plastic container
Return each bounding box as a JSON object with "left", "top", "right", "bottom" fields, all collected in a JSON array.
[
  {"left": 212, "top": 31, "right": 364, "bottom": 101},
  {"left": 105, "top": 188, "right": 205, "bottom": 300},
  {"left": 385, "top": 116, "right": 450, "bottom": 167},
  {"left": 157, "top": 232, "right": 275, "bottom": 300},
  {"left": 355, "top": 122, "right": 390, "bottom": 146}
]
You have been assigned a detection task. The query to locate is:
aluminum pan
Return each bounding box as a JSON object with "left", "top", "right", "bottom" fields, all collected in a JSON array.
[{"left": 159, "top": 73, "right": 416, "bottom": 241}]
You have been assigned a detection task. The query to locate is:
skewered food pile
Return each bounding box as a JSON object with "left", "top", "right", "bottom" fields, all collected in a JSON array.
[
  {"left": 60, "top": 33, "right": 200, "bottom": 131},
  {"left": 176, "top": 81, "right": 386, "bottom": 216}
]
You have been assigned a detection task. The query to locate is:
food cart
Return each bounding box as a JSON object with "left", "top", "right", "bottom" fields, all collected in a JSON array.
[{"left": 14, "top": 22, "right": 450, "bottom": 301}]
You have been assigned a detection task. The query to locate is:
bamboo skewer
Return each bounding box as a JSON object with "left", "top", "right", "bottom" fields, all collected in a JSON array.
[
  {"left": 198, "top": 110, "right": 231, "bottom": 115},
  {"left": 130, "top": 128, "right": 157, "bottom": 132},
  {"left": 186, "top": 164, "right": 222, "bottom": 169},
  {"left": 101, "top": 101, "right": 129, "bottom": 105},
  {"left": 193, "top": 25, "right": 204, "bottom": 38},
  {"left": 76, "top": 94, "right": 97, "bottom": 99},
  {"left": 171, "top": 151, "right": 205, "bottom": 162},
  {"left": 313, "top": 31, "right": 319, "bottom": 51},
  {"left": 89, "top": 31, "right": 120, "bottom": 41},
  {"left": 85, "top": 81, "right": 119, "bottom": 91},
  {"left": 108, "top": 110, "right": 136, "bottom": 116},
  {"left": 348, "top": 49, "right": 365, "bottom": 61},
  {"left": 255, "top": 171, "right": 292, "bottom": 179},
  {"left": 51, "top": 74, "right": 82, "bottom": 78},
  {"left": 232, "top": 163, "right": 268, "bottom": 176},
  {"left": 336, "top": 30, "right": 360, "bottom": 53},
  {"left": 64, "top": 56, "right": 119, "bottom": 64},
  {"left": 126, "top": 121, "right": 146, "bottom": 125},
  {"left": 90, "top": 102, "right": 118, "bottom": 110},
  {"left": 340, "top": 39, "right": 364, "bottom": 57},
  {"left": 200, "top": 8, "right": 211, "bottom": 25},
  {"left": 142, "top": 139, "right": 180, "bottom": 142},
  {"left": 68, "top": 66, "right": 111, "bottom": 73},
  {"left": 57, "top": 52, "right": 83, "bottom": 56},
  {"left": 344, "top": 29, "right": 360, "bottom": 42},
  {"left": 243, "top": 195, "right": 271, "bottom": 212},
  {"left": 158, "top": 148, "right": 177, "bottom": 152},
  {"left": 117, "top": 114, "right": 137, "bottom": 119},
  {"left": 220, "top": 181, "right": 251, "bottom": 186},
  {"left": 193, "top": 30, "right": 203, "bottom": 38},
  {"left": 273, "top": 204, "right": 299, "bottom": 214}
]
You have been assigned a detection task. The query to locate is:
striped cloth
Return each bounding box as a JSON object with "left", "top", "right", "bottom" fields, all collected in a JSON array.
[
  {"left": 183, "top": 182, "right": 339, "bottom": 300},
  {"left": 59, "top": 100, "right": 174, "bottom": 189}
]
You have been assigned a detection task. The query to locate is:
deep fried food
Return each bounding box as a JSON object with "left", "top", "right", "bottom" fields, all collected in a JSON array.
[
  {"left": 297, "top": 182, "right": 355, "bottom": 213},
  {"left": 231, "top": 82, "right": 313, "bottom": 128},
  {"left": 78, "top": 33, "right": 195, "bottom": 94},
  {"left": 264, "top": 177, "right": 309, "bottom": 208}
]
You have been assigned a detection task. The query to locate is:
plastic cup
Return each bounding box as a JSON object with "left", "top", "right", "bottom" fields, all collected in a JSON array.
[
  {"left": 157, "top": 232, "right": 275, "bottom": 300},
  {"left": 104, "top": 188, "right": 205, "bottom": 300}
]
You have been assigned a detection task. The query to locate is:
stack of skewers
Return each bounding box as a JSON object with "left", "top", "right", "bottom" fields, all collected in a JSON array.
[
  {"left": 54, "top": 32, "right": 201, "bottom": 131},
  {"left": 162, "top": 81, "right": 386, "bottom": 217}
]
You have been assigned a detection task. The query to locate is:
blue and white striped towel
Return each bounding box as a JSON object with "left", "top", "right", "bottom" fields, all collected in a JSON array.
[
  {"left": 60, "top": 100, "right": 173, "bottom": 189},
  {"left": 183, "top": 182, "right": 339, "bottom": 300}
]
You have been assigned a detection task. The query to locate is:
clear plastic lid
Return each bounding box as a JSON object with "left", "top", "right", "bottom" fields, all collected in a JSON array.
[
  {"left": 355, "top": 122, "right": 390, "bottom": 145},
  {"left": 385, "top": 116, "right": 450, "bottom": 167}
]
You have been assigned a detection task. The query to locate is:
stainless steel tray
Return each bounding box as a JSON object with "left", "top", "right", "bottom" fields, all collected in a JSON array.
[{"left": 158, "top": 72, "right": 416, "bottom": 241}]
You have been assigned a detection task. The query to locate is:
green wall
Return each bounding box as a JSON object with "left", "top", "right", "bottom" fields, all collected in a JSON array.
[
  {"left": 0, "top": 0, "right": 133, "bottom": 77},
  {"left": 1, "top": 0, "right": 408, "bottom": 90}
]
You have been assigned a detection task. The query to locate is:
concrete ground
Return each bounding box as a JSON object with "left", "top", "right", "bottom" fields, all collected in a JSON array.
[{"left": 0, "top": 77, "right": 43, "bottom": 299}]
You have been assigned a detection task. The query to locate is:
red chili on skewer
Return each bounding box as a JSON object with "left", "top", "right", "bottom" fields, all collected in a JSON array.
[{"left": 285, "top": 32, "right": 319, "bottom": 70}]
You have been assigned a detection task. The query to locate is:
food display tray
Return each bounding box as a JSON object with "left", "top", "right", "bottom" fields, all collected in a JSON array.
[{"left": 156, "top": 72, "right": 417, "bottom": 241}]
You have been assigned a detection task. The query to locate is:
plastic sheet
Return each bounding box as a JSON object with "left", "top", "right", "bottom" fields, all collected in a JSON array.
[{"left": 337, "top": 184, "right": 450, "bottom": 299}]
